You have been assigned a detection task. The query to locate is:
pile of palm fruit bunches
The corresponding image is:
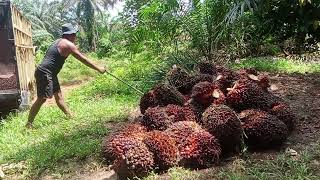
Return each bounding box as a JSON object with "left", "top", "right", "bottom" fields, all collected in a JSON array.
[
  {"left": 0, "top": 75, "right": 17, "bottom": 90},
  {"left": 102, "top": 61, "right": 296, "bottom": 180}
]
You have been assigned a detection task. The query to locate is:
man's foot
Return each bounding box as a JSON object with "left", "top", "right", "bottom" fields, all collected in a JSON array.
[
  {"left": 66, "top": 112, "right": 74, "bottom": 119},
  {"left": 25, "top": 122, "right": 33, "bottom": 129}
]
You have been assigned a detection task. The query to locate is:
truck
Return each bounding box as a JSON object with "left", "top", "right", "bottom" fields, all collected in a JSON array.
[{"left": 0, "top": 0, "right": 36, "bottom": 116}]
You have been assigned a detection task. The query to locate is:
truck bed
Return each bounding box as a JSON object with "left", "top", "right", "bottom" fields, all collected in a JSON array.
[
  {"left": 0, "top": 75, "right": 18, "bottom": 90},
  {"left": 0, "top": 0, "right": 36, "bottom": 112}
]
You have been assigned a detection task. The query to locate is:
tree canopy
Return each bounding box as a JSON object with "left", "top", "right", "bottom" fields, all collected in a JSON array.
[{"left": 13, "top": 0, "right": 320, "bottom": 59}]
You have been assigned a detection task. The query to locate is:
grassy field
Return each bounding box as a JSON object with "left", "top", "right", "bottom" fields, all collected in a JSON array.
[
  {"left": 144, "top": 143, "right": 320, "bottom": 180},
  {"left": 0, "top": 55, "right": 319, "bottom": 179},
  {"left": 232, "top": 57, "right": 320, "bottom": 74}
]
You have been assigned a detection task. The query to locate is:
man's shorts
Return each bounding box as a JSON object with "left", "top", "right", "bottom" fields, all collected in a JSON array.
[{"left": 35, "top": 68, "right": 60, "bottom": 98}]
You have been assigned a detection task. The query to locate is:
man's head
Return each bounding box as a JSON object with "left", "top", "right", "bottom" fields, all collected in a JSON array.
[{"left": 61, "top": 23, "right": 78, "bottom": 42}]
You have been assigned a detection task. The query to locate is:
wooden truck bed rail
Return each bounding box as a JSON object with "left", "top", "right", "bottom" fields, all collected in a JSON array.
[{"left": 0, "top": 0, "right": 36, "bottom": 112}]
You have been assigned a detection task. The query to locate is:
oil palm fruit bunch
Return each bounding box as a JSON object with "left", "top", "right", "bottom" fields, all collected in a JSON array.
[
  {"left": 164, "top": 104, "right": 197, "bottom": 122},
  {"left": 112, "top": 138, "right": 155, "bottom": 180},
  {"left": 270, "top": 103, "right": 296, "bottom": 132},
  {"left": 140, "top": 83, "right": 185, "bottom": 114},
  {"left": 164, "top": 121, "right": 203, "bottom": 149},
  {"left": 202, "top": 105, "right": 243, "bottom": 154},
  {"left": 141, "top": 106, "right": 174, "bottom": 131},
  {"left": 191, "top": 81, "right": 226, "bottom": 108},
  {"left": 239, "top": 109, "right": 289, "bottom": 149},
  {"left": 195, "top": 61, "right": 217, "bottom": 75},
  {"left": 180, "top": 131, "right": 222, "bottom": 168},
  {"left": 166, "top": 65, "right": 193, "bottom": 94},
  {"left": 143, "top": 131, "right": 179, "bottom": 171}
]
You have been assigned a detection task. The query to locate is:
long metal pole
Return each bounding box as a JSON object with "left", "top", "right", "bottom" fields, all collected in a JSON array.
[{"left": 105, "top": 71, "right": 144, "bottom": 95}]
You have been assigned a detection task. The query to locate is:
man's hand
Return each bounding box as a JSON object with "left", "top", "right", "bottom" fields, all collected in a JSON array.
[{"left": 98, "top": 66, "right": 107, "bottom": 74}]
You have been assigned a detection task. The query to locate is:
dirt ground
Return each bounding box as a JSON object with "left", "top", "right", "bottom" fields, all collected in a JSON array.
[
  {"left": 30, "top": 81, "right": 86, "bottom": 106},
  {"left": 271, "top": 73, "right": 320, "bottom": 149}
]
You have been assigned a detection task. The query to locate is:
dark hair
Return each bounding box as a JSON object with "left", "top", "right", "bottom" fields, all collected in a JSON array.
[{"left": 62, "top": 33, "right": 76, "bottom": 39}]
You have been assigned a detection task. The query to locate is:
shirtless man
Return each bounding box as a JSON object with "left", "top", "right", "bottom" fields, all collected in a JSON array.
[{"left": 26, "top": 23, "right": 106, "bottom": 128}]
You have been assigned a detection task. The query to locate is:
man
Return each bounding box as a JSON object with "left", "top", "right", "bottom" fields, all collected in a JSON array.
[{"left": 26, "top": 23, "right": 106, "bottom": 128}]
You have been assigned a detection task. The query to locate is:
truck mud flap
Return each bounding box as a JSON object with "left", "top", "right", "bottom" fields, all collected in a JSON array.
[{"left": 0, "top": 89, "right": 20, "bottom": 112}]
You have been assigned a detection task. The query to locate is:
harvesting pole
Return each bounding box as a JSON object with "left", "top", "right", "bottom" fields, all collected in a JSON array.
[{"left": 105, "top": 70, "right": 144, "bottom": 95}]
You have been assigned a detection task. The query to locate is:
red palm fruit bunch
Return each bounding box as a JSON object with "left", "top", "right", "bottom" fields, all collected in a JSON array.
[
  {"left": 239, "top": 109, "right": 288, "bottom": 149},
  {"left": 164, "top": 104, "right": 197, "bottom": 122},
  {"left": 215, "top": 66, "right": 240, "bottom": 94},
  {"left": 259, "top": 91, "right": 289, "bottom": 112},
  {"left": 184, "top": 99, "right": 208, "bottom": 122},
  {"left": 215, "top": 74, "right": 233, "bottom": 94},
  {"left": 139, "top": 83, "right": 185, "bottom": 114},
  {"left": 202, "top": 105, "right": 243, "bottom": 154},
  {"left": 226, "top": 79, "right": 266, "bottom": 112},
  {"left": 153, "top": 83, "right": 185, "bottom": 107},
  {"left": 164, "top": 121, "right": 203, "bottom": 149},
  {"left": 143, "top": 131, "right": 179, "bottom": 171},
  {"left": 141, "top": 106, "right": 174, "bottom": 131},
  {"left": 192, "top": 73, "right": 215, "bottom": 84},
  {"left": 114, "top": 123, "right": 148, "bottom": 141},
  {"left": 191, "top": 81, "right": 226, "bottom": 108},
  {"left": 180, "top": 73, "right": 215, "bottom": 96},
  {"left": 0, "top": 75, "right": 18, "bottom": 90},
  {"left": 196, "top": 61, "right": 217, "bottom": 75},
  {"left": 257, "top": 74, "right": 270, "bottom": 91},
  {"left": 239, "top": 68, "right": 258, "bottom": 76},
  {"left": 180, "top": 131, "right": 222, "bottom": 168},
  {"left": 102, "top": 123, "right": 148, "bottom": 163},
  {"left": 113, "top": 139, "right": 155, "bottom": 180},
  {"left": 140, "top": 90, "right": 158, "bottom": 114},
  {"left": 102, "top": 135, "right": 145, "bottom": 164},
  {"left": 166, "top": 65, "right": 193, "bottom": 94},
  {"left": 270, "top": 103, "right": 296, "bottom": 132},
  {"left": 239, "top": 70, "right": 270, "bottom": 92}
]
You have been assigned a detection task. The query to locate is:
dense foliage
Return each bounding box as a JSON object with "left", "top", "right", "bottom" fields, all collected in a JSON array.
[{"left": 12, "top": 0, "right": 320, "bottom": 70}]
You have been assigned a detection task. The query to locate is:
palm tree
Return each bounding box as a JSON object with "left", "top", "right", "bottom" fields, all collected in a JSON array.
[
  {"left": 224, "top": 0, "right": 259, "bottom": 24},
  {"left": 12, "top": 0, "right": 62, "bottom": 40},
  {"left": 62, "top": 0, "right": 121, "bottom": 51}
]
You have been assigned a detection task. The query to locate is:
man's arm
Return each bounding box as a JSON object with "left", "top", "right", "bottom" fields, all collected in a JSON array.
[{"left": 68, "top": 43, "right": 106, "bottom": 74}]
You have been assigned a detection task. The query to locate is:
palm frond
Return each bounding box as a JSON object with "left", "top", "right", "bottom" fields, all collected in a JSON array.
[
  {"left": 225, "top": 0, "right": 260, "bottom": 25},
  {"left": 99, "top": 0, "right": 120, "bottom": 9},
  {"left": 32, "top": 29, "right": 54, "bottom": 38}
]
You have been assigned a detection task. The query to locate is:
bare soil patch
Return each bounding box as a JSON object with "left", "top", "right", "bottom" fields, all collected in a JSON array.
[
  {"left": 38, "top": 81, "right": 88, "bottom": 106},
  {"left": 269, "top": 73, "right": 320, "bottom": 149}
]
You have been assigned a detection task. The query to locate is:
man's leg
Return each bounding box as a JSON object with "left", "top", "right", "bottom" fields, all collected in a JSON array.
[
  {"left": 54, "top": 90, "right": 72, "bottom": 118},
  {"left": 26, "top": 97, "right": 47, "bottom": 128}
]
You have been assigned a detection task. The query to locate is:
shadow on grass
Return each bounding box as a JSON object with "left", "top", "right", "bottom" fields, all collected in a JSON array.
[{"left": 2, "top": 114, "right": 127, "bottom": 178}]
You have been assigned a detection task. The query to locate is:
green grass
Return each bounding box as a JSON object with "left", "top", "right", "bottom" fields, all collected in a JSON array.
[
  {"left": 218, "top": 147, "right": 320, "bottom": 180},
  {"left": 0, "top": 51, "right": 161, "bottom": 178},
  {"left": 144, "top": 143, "right": 320, "bottom": 180},
  {"left": 58, "top": 56, "right": 99, "bottom": 85},
  {"left": 0, "top": 90, "right": 138, "bottom": 177},
  {"left": 232, "top": 57, "right": 320, "bottom": 73}
]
